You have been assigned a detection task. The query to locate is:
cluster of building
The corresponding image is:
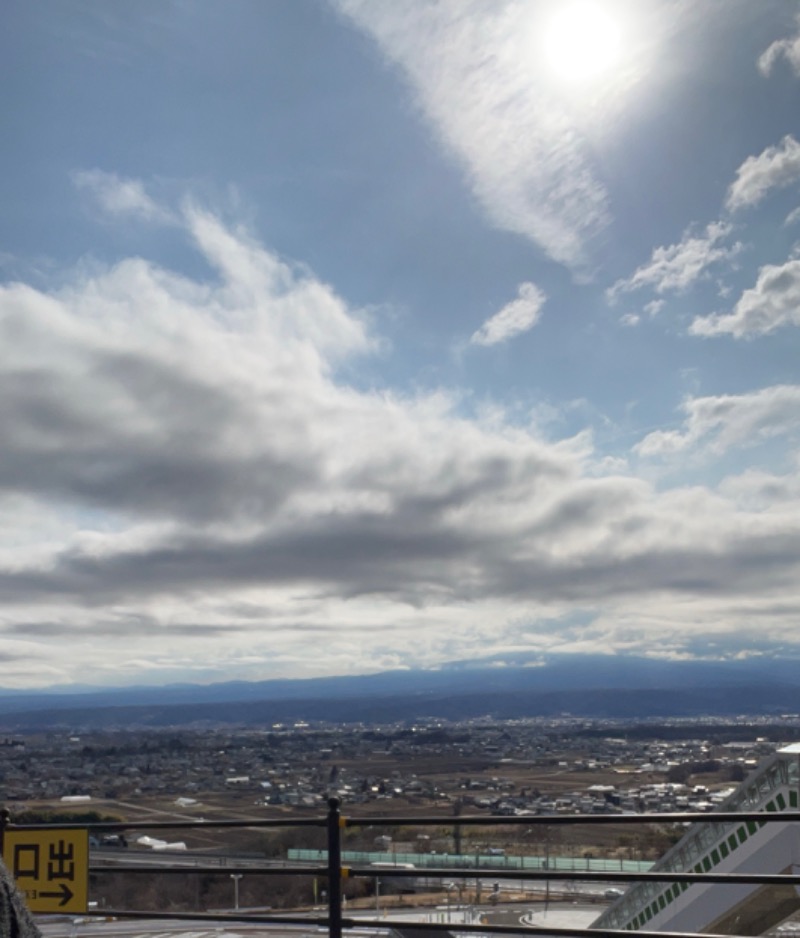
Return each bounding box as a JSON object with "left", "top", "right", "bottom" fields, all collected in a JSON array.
[{"left": 0, "top": 717, "right": 788, "bottom": 816}]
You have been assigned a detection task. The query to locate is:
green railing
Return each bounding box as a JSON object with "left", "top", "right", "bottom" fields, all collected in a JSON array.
[{"left": 290, "top": 847, "right": 652, "bottom": 873}]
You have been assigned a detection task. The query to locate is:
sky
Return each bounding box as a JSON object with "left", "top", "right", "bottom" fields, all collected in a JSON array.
[{"left": 2, "top": 1, "right": 800, "bottom": 689}]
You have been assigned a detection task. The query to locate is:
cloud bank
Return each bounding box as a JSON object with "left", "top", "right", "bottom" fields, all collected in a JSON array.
[{"left": 2, "top": 182, "right": 800, "bottom": 686}]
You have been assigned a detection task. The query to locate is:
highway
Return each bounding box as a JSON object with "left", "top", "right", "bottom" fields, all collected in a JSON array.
[
  {"left": 93, "top": 852, "right": 621, "bottom": 900},
  {"left": 92, "top": 849, "right": 285, "bottom": 869}
]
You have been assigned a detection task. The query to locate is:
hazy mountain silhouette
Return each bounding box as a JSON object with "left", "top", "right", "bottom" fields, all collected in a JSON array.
[{"left": 0, "top": 655, "right": 798, "bottom": 729}]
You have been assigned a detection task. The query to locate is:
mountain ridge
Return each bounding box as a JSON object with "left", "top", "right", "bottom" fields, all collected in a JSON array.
[{"left": 0, "top": 655, "right": 798, "bottom": 729}]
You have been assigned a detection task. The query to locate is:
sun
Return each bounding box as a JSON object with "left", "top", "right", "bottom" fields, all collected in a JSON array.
[{"left": 543, "top": 2, "right": 622, "bottom": 83}]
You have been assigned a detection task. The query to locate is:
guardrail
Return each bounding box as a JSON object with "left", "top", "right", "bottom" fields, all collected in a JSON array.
[{"left": 5, "top": 799, "right": 800, "bottom": 938}]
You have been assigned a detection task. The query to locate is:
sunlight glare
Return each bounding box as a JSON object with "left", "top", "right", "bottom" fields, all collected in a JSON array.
[{"left": 543, "top": 2, "right": 622, "bottom": 83}]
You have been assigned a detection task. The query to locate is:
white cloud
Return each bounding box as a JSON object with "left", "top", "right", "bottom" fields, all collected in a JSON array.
[
  {"left": 72, "top": 169, "right": 173, "bottom": 223},
  {"left": 470, "top": 282, "right": 546, "bottom": 347},
  {"left": 785, "top": 205, "right": 800, "bottom": 227},
  {"left": 758, "top": 16, "right": 800, "bottom": 76},
  {"left": 690, "top": 258, "right": 800, "bottom": 337},
  {"left": 636, "top": 385, "right": 800, "bottom": 458},
  {"left": 4, "top": 192, "right": 800, "bottom": 683},
  {"left": 719, "top": 462, "right": 800, "bottom": 512},
  {"left": 725, "top": 135, "right": 800, "bottom": 212},
  {"left": 607, "top": 221, "right": 741, "bottom": 299},
  {"left": 333, "top": 0, "right": 621, "bottom": 267},
  {"left": 184, "top": 204, "right": 371, "bottom": 361}
]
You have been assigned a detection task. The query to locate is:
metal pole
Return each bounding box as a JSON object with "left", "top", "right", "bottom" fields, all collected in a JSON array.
[
  {"left": 230, "top": 873, "right": 242, "bottom": 910},
  {"left": 0, "top": 808, "right": 9, "bottom": 857},
  {"left": 545, "top": 832, "right": 550, "bottom": 910},
  {"left": 327, "top": 797, "right": 343, "bottom": 938}
]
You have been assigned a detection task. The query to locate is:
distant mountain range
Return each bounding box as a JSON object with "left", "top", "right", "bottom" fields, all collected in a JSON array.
[{"left": 0, "top": 655, "right": 798, "bottom": 730}]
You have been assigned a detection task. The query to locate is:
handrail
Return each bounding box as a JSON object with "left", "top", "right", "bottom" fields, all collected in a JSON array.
[{"left": 5, "top": 799, "right": 800, "bottom": 937}]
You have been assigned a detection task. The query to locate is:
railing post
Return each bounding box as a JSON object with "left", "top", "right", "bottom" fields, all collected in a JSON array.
[
  {"left": 327, "top": 797, "right": 343, "bottom": 938},
  {"left": 0, "top": 807, "right": 9, "bottom": 856}
]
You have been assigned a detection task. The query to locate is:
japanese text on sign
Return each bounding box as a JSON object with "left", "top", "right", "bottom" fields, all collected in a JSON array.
[{"left": 4, "top": 829, "right": 88, "bottom": 913}]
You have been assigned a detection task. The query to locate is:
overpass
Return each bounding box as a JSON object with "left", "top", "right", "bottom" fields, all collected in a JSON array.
[{"left": 593, "top": 743, "right": 800, "bottom": 933}]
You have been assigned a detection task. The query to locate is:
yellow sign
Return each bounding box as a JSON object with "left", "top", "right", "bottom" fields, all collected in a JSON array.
[{"left": 4, "top": 829, "right": 89, "bottom": 913}]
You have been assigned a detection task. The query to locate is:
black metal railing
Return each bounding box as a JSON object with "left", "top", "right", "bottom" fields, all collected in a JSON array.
[{"left": 5, "top": 799, "right": 800, "bottom": 938}]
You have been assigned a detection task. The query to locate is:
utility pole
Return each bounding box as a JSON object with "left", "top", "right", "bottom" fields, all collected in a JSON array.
[{"left": 230, "top": 874, "right": 242, "bottom": 911}]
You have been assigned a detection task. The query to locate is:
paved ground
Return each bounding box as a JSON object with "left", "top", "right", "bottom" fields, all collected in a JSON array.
[{"left": 522, "top": 904, "right": 602, "bottom": 929}]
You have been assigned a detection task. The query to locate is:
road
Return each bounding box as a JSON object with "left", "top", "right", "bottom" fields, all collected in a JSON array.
[
  {"left": 93, "top": 849, "right": 285, "bottom": 870},
  {"left": 38, "top": 901, "right": 603, "bottom": 938},
  {"left": 415, "top": 873, "right": 617, "bottom": 901},
  {"left": 40, "top": 921, "right": 317, "bottom": 938},
  {"left": 39, "top": 919, "right": 389, "bottom": 938}
]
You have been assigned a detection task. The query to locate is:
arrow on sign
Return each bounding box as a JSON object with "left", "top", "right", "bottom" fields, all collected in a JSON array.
[{"left": 39, "top": 884, "right": 74, "bottom": 906}]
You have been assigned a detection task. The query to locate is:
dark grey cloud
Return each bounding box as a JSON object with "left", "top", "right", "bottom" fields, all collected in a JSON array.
[
  {"left": 0, "top": 343, "right": 316, "bottom": 524},
  {"left": 2, "top": 476, "right": 798, "bottom": 618}
]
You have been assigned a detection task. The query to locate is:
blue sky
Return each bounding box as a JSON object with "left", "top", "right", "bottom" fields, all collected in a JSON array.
[{"left": 2, "top": 0, "right": 800, "bottom": 688}]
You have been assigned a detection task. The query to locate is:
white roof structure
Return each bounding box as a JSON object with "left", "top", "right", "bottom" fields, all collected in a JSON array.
[{"left": 593, "top": 746, "right": 800, "bottom": 934}]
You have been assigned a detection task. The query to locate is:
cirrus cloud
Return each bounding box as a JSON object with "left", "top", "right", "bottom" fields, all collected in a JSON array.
[
  {"left": 333, "top": 0, "right": 614, "bottom": 267},
  {"left": 72, "top": 169, "right": 174, "bottom": 224}
]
